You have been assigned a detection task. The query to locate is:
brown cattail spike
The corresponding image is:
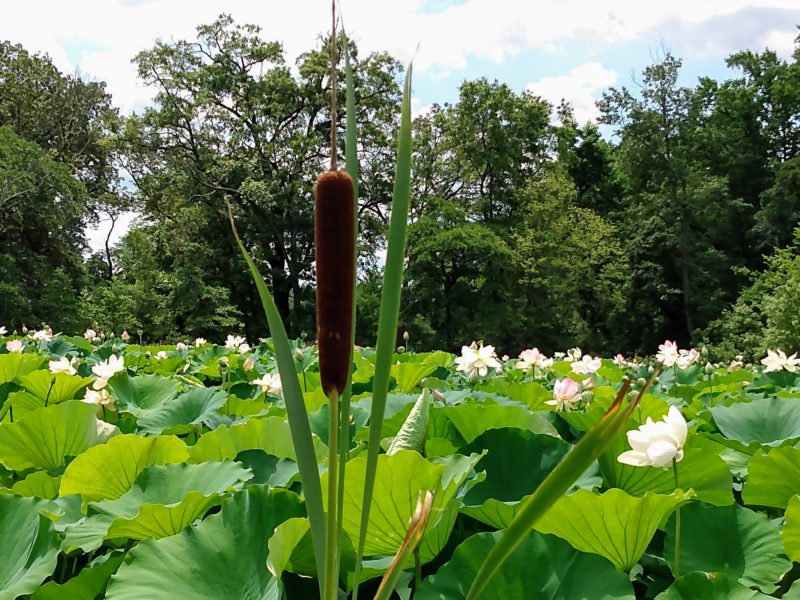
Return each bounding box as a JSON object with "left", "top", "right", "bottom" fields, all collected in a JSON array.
[{"left": 315, "top": 169, "right": 355, "bottom": 396}]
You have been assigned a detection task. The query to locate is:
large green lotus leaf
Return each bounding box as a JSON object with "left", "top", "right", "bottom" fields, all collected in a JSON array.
[
  {"left": 710, "top": 397, "right": 800, "bottom": 448},
  {"left": 105, "top": 486, "right": 303, "bottom": 600},
  {"left": 656, "top": 572, "right": 773, "bottom": 599},
  {"left": 0, "top": 495, "right": 60, "bottom": 600},
  {"left": 31, "top": 552, "right": 125, "bottom": 600},
  {"left": 742, "top": 446, "right": 800, "bottom": 509},
  {"left": 235, "top": 449, "right": 299, "bottom": 488},
  {"left": 0, "top": 471, "right": 61, "bottom": 499},
  {"left": 267, "top": 517, "right": 316, "bottom": 578},
  {"left": 663, "top": 503, "right": 791, "bottom": 589},
  {"left": 415, "top": 530, "right": 634, "bottom": 600},
  {"left": 324, "top": 450, "right": 480, "bottom": 563},
  {"left": 478, "top": 380, "right": 560, "bottom": 411},
  {"left": 534, "top": 489, "right": 687, "bottom": 571},
  {"left": 0, "top": 402, "right": 108, "bottom": 471},
  {"left": 781, "top": 495, "right": 800, "bottom": 561},
  {"left": 107, "top": 373, "right": 180, "bottom": 416},
  {"left": 16, "top": 370, "right": 92, "bottom": 403},
  {"left": 440, "top": 402, "right": 558, "bottom": 443},
  {"left": 599, "top": 430, "right": 733, "bottom": 506},
  {"left": 136, "top": 387, "right": 227, "bottom": 435},
  {"left": 390, "top": 352, "right": 451, "bottom": 393},
  {"left": 60, "top": 434, "right": 189, "bottom": 502},
  {"left": 189, "top": 415, "right": 326, "bottom": 463},
  {"left": 62, "top": 461, "right": 252, "bottom": 551},
  {"left": 458, "top": 428, "right": 570, "bottom": 529},
  {"left": 0, "top": 352, "right": 45, "bottom": 384}
]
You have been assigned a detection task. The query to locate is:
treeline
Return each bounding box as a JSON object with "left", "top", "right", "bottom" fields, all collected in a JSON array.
[{"left": 1, "top": 17, "right": 798, "bottom": 359}]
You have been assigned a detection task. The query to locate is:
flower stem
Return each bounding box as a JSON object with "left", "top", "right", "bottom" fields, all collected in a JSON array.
[
  {"left": 325, "top": 388, "right": 340, "bottom": 600},
  {"left": 673, "top": 457, "right": 681, "bottom": 580}
]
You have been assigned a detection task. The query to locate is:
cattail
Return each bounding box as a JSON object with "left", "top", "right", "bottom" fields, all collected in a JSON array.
[{"left": 315, "top": 169, "right": 355, "bottom": 395}]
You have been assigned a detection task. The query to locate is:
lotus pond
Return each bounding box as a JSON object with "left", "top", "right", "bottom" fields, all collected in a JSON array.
[{"left": 1, "top": 332, "right": 800, "bottom": 599}]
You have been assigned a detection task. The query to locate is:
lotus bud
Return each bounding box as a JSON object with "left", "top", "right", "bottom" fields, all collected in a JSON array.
[
  {"left": 21, "top": 325, "right": 28, "bottom": 334},
  {"left": 704, "top": 362, "right": 714, "bottom": 374},
  {"left": 294, "top": 348, "right": 304, "bottom": 361},
  {"left": 243, "top": 356, "right": 255, "bottom": 371},
  {"left": 431, "top": 389, "right": 446, "bottom": 403},
  {"left": 647, "top": 365, "right": 655, "bottom": 375},
  {"left": 403, "top": 331, "right": 409, "bottom": 342},
  {"left": 314, "top": 170, "right": 355, "bottom": 396},
  {"left": 397, "top": 345, "right": 406, "bottom": 354},
  {"left": 701, "top": 346, "right": 709, "bottom": 356},
  {"left": 121, "top": 330, "right": 130, "bottom": 342},
  {"left": 636, "top": 377, "right": 648, "bottom": 387}
]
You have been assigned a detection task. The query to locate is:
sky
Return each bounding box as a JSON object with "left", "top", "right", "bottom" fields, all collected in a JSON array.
[{"left": 1, "top": 0, "right": 798, "bottom": 250}]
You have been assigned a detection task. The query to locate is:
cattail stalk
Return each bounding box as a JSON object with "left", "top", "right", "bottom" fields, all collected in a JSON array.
[{"left": 315, "top": 3, "right": 355, "bottom": 598}]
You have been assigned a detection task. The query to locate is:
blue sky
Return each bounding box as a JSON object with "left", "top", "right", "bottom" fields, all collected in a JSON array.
[{"left": 0, "top": 0, "right": 797, "bottom": 248}]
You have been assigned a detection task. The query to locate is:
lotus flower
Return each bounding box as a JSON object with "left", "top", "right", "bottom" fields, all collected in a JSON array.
[
  {"left": 5, "top": 339, "right": 24, "bottom": 353},
  {"left": 84, "top": 328, "right": 98, "bottom": 342},
  {"left": 454, "top": 341, "right": 502, "bottom": 380},
  {"left": 656, "top": 340, "right": 680, "bottom": 367},
  {"left": 571, "top": 354, "right": 602, "bottom": 375},
  {"left": 195, "top": 337, "right": 207, "bottom": 347},
  {"left": 546, "top": 378, "right": 581, "bottom": 411},
  {"left": 517, "top": 348, "right": 553, "bottom": 371},
  {"left": 0, "top": 326, "right": 6, "bottom": 336},
  {"left": 83, "top": 388, "right": 115, "bottom": 410},
  {"left": 617, "top": 406, "right": 688, "bottom": 469},
  {"left": 176, "top": 342, "right": 188, "bottom": 351},
  {"left": 253, "top": 372, "right": 282, "bottom": 397},
  {"left": 49, "top": 356, "right": 77, "bottom": 376},
  {"left": 761, "top": 349, "right": 800, "bottom": 373},
  {"left": 91, "top": 355, "right": 126, "bottom": 390}
]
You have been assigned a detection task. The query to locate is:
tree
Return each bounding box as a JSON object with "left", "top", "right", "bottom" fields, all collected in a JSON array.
[
  {"left": 117, "top": 15, "right": 402, "bottom": 338},
  {"left": 0, "top": 127, "right": 89, "bottom": 331},
  {"left": 599, "top": 53, "right": 746, "bottom": 347}
]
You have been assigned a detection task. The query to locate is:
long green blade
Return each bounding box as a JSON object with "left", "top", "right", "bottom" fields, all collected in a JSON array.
[
  {"left": 352, "top": 61, "right": 414, "bottom": 599},
  {"left": 228, "top": 210, "right": 326, "bottom": 595},
  {"left": 335, "top": 29, "right": 360, "bottom": 596},
  {"left": 465, "top": 379, "right": 636, "bottom": 600}
]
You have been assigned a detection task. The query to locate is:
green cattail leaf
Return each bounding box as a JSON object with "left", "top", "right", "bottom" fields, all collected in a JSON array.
[
  {"left": 337, "top": 29, "right": 360, "bottom": 600},
  {"left": 387, "top": 390, "right": 432, "bottom": 456},
  {"left": 352, "top": 59, "right": 414, "bottom": 599},
  {"left": 227, "top": 209, "right": 327, "bottom": 592},
  {"left": 465, "top": 379, "right": 637, "bottom": 600}
]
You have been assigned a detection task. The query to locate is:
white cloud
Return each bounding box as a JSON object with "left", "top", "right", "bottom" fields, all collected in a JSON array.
[
  {"left": 526, "top": 63, "right": 618, "bottom": 124},
  {"left": 760, "top": 29, "right": 798, "bottom": 57},
  {"left": 86, "top": 211, "right": 138, "bottom": 254},
  {"left": 0, "top": 1, "right": 796, "bottom": 113}
]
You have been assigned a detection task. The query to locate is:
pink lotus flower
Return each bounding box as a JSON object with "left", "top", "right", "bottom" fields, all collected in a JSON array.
[{"left": 547, "top": 378, "right": 581, "bottom": 411}]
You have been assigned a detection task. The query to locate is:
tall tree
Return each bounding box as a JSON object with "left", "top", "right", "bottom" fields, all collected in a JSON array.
[{"left": 118, "top": 15, "right": 402, "bottom": 338}]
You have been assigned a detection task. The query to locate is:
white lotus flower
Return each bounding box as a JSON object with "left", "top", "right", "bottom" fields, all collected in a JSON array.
[
  {"left": 225, "top": 335, "right": 247, "bottom": 350},
  {"left": 83, "top": 388, "right": 115, "bottom": 410},
  {"left": 155, "top": 351, "right": 168, "bottom": 360},
  {"left": 571, "top": 354, "right": 602, "bottom": 375},
  {"left": 454, "top": 341, "right": 502, "bottom": 380},
  {"left": 31, "top": 328, "right": 53, "bottom": 342},
  {"left": 517, "top": 348, "right": 553, "bottom": 371},
  {"left": 95, "top": 418, "right": 117, "bottom": 438},
  {"left": 49, "top": 356, "right": 77, "bottom": 376},
  {"left": 6, "top": 339, "right": 24, "bottom": 353},
  {"left": 546, "top": 378, "right": 582, "bottom": 411},
  {"left": 656, "top": 340, "right": 680, "bottom": 367},
  {"left": 195, "top": 337, "right": 207, "bottom": 347},
  {"left": 566, "top": 347, "right": 582, "bottom": 361},
  {"left": 761, "top": 349, "right": 800, "bottom": 373},
  {"left": 175, "top": 342, "right": 188, "bottom": 351},
  {"left": 613, "top": 354, "right": 627, "bottom": 367},
  {"left": 0, "top": 326, "right": 6, "bottom": 336},
  {"left": 238, "top": 343, "right": 251, "bottom": 354},
  {"left": 253, "top": 372, "right": 282, "bottom": 396},
  {"left": 676, "top": 348, "right": 700, "bottom": 369},
  {"left": 84, "top": 328, "right": 98, "bottom": 342},
  {"left": 91, "top": 355, "right": 126, "bottom": 390},
  {"left": 618, "top": 406, "right": 688, "bottom": 469}
]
